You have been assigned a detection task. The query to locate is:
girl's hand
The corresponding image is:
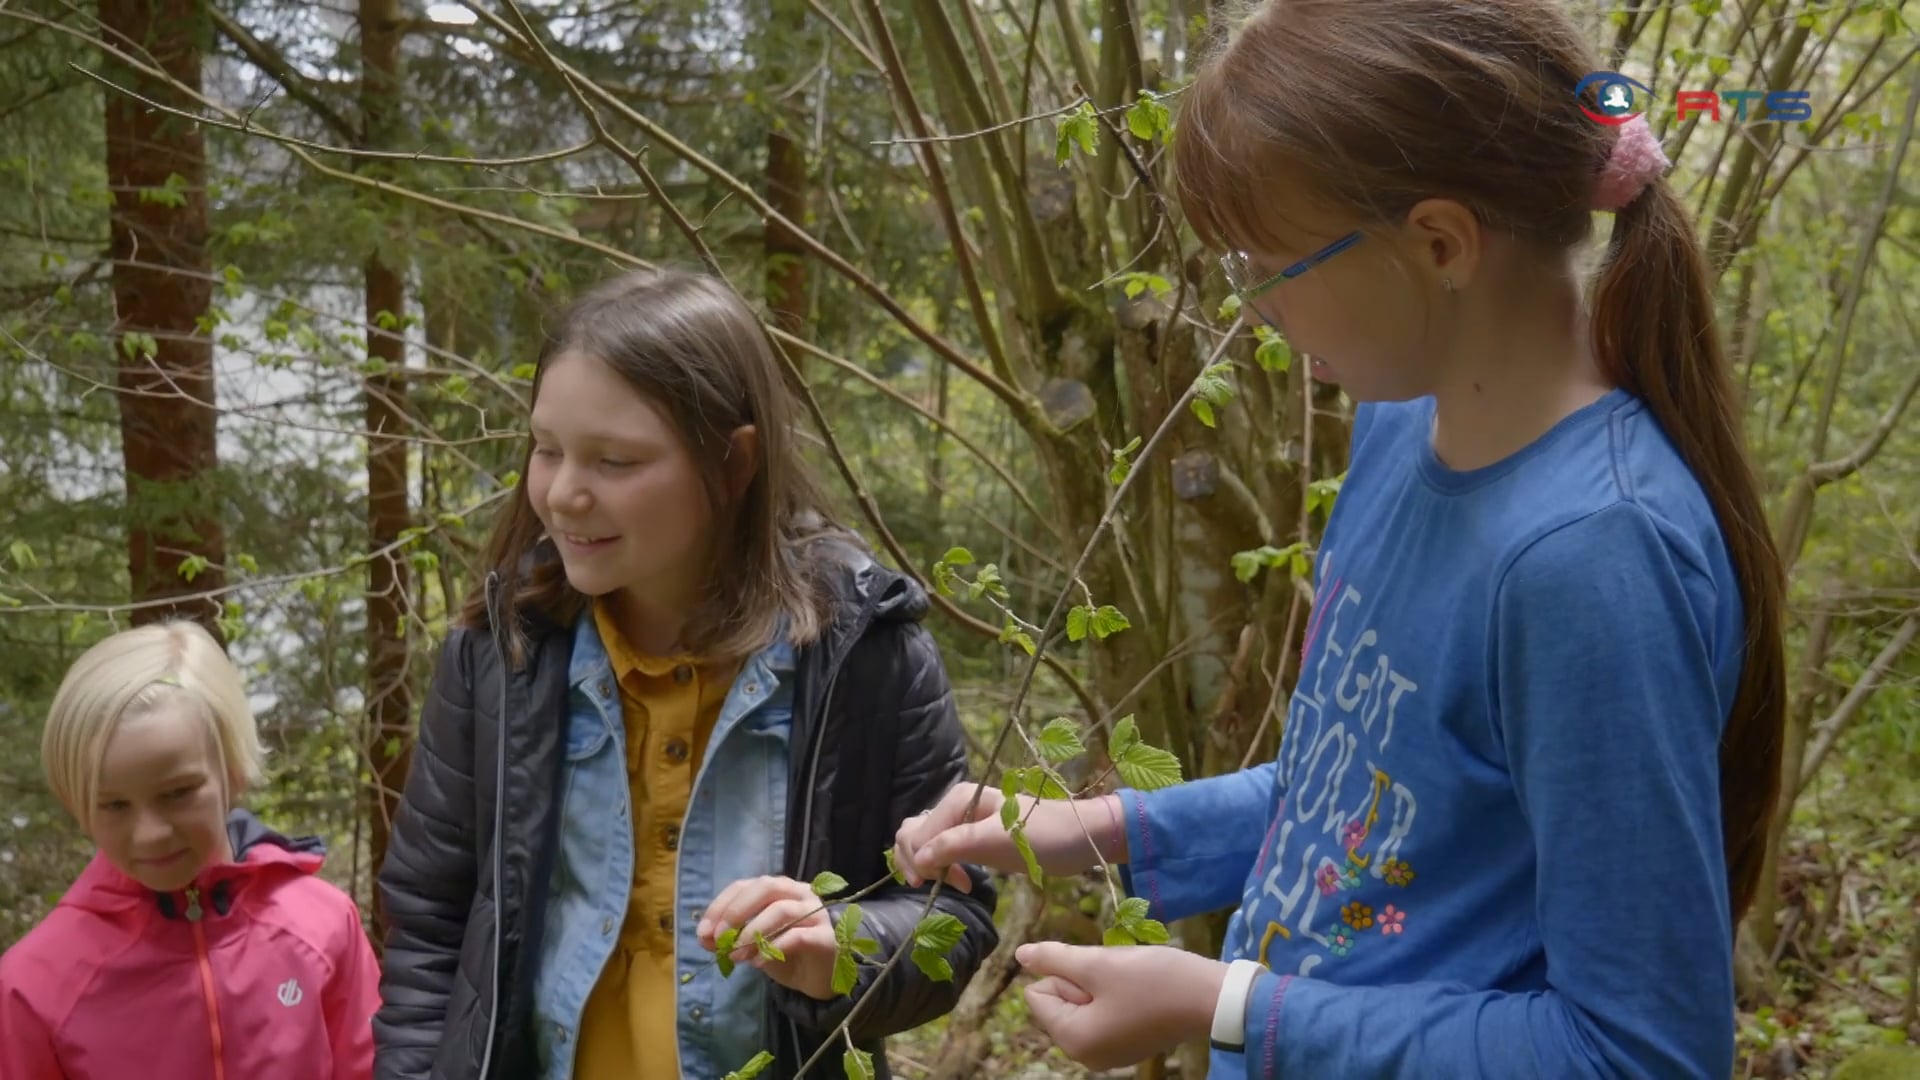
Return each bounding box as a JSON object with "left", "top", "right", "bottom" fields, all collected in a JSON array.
[
  {"left": 892, "top": 784, "right": 1127, "bottom": 891},
  {"left": 1015, "top": 942, "right": 1229, "bottom": 1070},
  {"left": 696, "top": 875, "right": 839, "bottom": 1001}
]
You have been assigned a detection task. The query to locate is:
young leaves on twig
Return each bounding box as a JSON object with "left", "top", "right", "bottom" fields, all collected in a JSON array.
[
  {"left": 1055, "top": 100, "right": 1099, "bottom": 165},
  {"left": 833, "top": 904, "right": 881, "bottom": 996},
  {"left": 1110, "top": 715, "right": 1184, "bottom": 791},
  {"left": 910, "top": 911, "right": 967, "bottom": 982},
  {"left": 1037, "top": 717, "right": 1086, "bottom": 763},
  {"left": 1066, "top": 603, "right": 1130, "bottom": 643},
  {"left": 1190, "top": 360, "right": 1237, "bottom": 428},
  {"left": 1102, "top": 896, "right": 1172, "bottom": 947}
]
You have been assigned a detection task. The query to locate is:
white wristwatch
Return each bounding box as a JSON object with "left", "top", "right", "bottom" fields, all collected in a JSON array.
[{"left": 1209, "top": 958, "right": 1266, "bottom": 1053}]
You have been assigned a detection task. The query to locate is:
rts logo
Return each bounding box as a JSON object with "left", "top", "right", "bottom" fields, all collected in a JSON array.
[{"left": 1576, "top": 71, "right": 1813, "bottom": 124}]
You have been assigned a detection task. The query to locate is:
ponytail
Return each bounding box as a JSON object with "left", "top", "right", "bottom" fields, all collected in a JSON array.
[{"left": 1589, "top": 181, "right": 1788, "bottom": 925}]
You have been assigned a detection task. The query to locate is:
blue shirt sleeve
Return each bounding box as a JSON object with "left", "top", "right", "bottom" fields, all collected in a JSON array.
[
  {"left": 1118, "top": 762, "right": 1278, "bottom": 924},
  {"left": 1242, "top": 502, "right": 1737, "bottom": 1079}
]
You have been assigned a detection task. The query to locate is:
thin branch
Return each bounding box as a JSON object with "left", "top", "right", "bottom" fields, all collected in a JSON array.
[
  {"left": 0, "top": 490, "right": 511, "bottom": 616},
  {"left": 463, "top": 2, "right": 1031, "bottom": 417},
  {"left": 803, "top": 0, "right": 882, "bottom": 70},
  {"left": 210, "top": 6, "right": 359, "bottom": 143},
  {"left": 63, "top": 62, "right": 636, "bottom": 268},
  {"left": 872, "top": 94, "right": 1087, "bottom": 146},
  {"left": 776, "top": 333, "right": 1060, "bottom": 539},
  {"left": 1795, "top": 610, "right": 1920, "bottom": 795},
  {"left": 1805, "top": 360, "right": 1920, "bottom": 487}
]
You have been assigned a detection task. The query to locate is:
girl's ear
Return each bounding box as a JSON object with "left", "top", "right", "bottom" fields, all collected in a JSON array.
[
  {"left": 725, "top": 424, "right": 760, "bottom": 501},
  {"left": 1402, "top": 197, "right": 1482, "bottom": 291}
]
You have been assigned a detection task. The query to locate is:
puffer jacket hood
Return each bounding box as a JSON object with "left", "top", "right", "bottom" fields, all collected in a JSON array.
[{"left": 0, "top": 808, "right": 380, "bottom": 1080}]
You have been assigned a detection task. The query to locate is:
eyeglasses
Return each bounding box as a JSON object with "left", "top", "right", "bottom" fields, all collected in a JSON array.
[{"left": 1220, "top": 231, "right": 1365, "bottom": 301}]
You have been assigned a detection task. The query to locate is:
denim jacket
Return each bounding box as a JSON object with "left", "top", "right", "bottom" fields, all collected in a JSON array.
[{"left": 530, "top": 612, "right": 797, "bottom": 1079}]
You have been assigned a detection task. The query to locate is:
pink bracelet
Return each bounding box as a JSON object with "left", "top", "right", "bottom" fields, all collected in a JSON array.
[{"left": 1101, "top": 793, "right": 1124, "bottom": 861}]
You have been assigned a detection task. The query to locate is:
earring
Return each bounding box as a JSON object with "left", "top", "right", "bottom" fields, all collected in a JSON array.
[{"left": 1442, "top": 276, "right": 1455, "bottom": 293}]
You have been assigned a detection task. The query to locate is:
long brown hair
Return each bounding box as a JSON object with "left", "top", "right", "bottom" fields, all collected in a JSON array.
[
  {"left": 1175, "top": 0, "right": 1786, "bottom": 923},
  {"left": 462, "top": 268, "right": 844, "bottom": 664}
]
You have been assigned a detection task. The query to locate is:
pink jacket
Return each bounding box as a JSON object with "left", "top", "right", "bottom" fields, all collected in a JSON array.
[{"left": 0, "top": 811, "right": 380, "bottom": 1080}]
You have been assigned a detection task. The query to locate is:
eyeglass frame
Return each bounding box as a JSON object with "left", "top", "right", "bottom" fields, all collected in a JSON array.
[{"left": 1220, "top": 230, "right": 1366, "bottom": 301}]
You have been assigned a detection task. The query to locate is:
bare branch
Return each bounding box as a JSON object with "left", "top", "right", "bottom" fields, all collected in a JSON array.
[
  {"left": 1795, "top": 610, "right": 1920, "bottom": 795},
  {"left": 210, "top": 6, "right": 359, "bottom": 142},
  {"left": 462, "top": 2, "right": 1032, "bottom": 417}
]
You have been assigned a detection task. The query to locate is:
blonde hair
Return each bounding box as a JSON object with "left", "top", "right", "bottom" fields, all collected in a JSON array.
[{"left": 42, "top": 621, "right": 265, "bottom": 832}]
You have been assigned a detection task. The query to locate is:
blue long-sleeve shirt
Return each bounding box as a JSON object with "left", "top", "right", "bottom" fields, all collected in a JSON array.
[{"left": 1121, "top": 390, "right": 1745, "bottom": 1078}]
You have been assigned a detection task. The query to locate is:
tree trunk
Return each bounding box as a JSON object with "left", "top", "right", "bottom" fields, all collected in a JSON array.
[
  {"left": 764, "top": 0, "right": 810, "bottom": 336},
  {"left": 102, "top": 0, "right": 225, "bottom": 639},
  {"left": 361, "top": 0, "right": 411, "bottom": 941}
]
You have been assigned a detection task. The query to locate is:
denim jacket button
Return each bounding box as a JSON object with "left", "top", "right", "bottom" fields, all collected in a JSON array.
[
  {"left": 554, "top": 1024, "right": 568, "bottom": 1043},
  {"left": 745, "top": 682, "right": 760, "bottom": 696},
  {"left": 597, "top": 679, "right": 613, "bottom": 698},
  {"left": 690, "top": 1007, "right": 704, "bottom": 1021}
]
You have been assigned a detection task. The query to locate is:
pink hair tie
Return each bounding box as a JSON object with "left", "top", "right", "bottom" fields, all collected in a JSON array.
[{"left": 1591, "top": 115, "right": 1670, "bottom": 212}]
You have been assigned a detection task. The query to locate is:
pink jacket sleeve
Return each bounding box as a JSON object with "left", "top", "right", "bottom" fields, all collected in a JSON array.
[
  {"left": 0, "top": 966, "right": 65, "bottom": 1079},
  {"left": 324, "top": 901, "right": 382, "bottom": 1080}
]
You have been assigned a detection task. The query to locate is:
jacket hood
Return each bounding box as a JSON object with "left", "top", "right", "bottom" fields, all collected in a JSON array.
[
  {"left": 817, "top": 534, "right": 930, "bottom": 628},
  {"left": 62, "top": 808, "right": 328, "bottom": 920}
]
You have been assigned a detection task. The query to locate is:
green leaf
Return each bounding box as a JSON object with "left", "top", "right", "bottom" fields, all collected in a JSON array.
[
  {"left": 1254, "top": 335, "right": 1292, "bottom": 372},
  {"left": 1038, "top": 717, "right": 1086, "bottom": 763},
  {"left": 8, "top": 540, "right": 37, "bottom": 570},
  {"left": 1706, "top": 55, "right": 1732, "bottom": 77},
  {"left": 754, "top": 931, "right": 786, "bottom": 963},
  {"left": 510, "top": 362, "right": 537, "bottom": 380},
  {"left": 999, "top": 619, "right": 1036, "bottom": 656},
  {"left": 1009, "top": 765, "right": 1071, "bottom": 800},
  {"left": 1000, "top": 772, "right": 1022, "bottom": 830},
  {"left": 1066, "top": 604, "right": 1091, "bottom": 642},
  {"left": 1009, "top": 821, "right": 1045, "bottom": 883},
  {"left": 1109, "top": 896, "right": 1171, "bottom": 945},
  {"left": 1125, "top": 91, "right": 1171, "bottom": 141},
  {"left": 715, "top": 928, "right": 740, "bottom": 977},
  {"left": 1191, "top": 398, "right": 1216, "bottom": 427},
  {"left": 843, "top": 1047, "right": 876, "bottom": 1080},
  {"left": 831, "top": 904, "right": 865, "bottom": 995},
  {"left": 942, "top": 545, "right": 974, "bottom": 566},
  {"left": 884, "top": 847, "right": 908, "bottom": 886},
  {"left": 832, "top": 949, "right": 860, "bottom": 996},
  {"left": 811, "top": 871, "right": 850, "bottom": 897},
  {"left": 177, "top": 554, "right": 210, "bottom": 583},
  {"left": 911, "top": 911, "right": 966, "bottom": 983},
  {"left": 970, "top": 563, "right": 1007, "bottom": 601},
  {"left": 1195, "top": 360, "right": 1236, "bottom": 405},
  {"left": 1054, "top": 102, "right": 1100, "bottom": 165},
  {"left": 723, "top": 1051, "right": 776, "bottom": 1080},
  {"left": 1110, "top": 714, "right": 1141, "bottom": 758},
  {"left": 1217, "top": 293, "right": 1243, "bottom": 322},
  {"left": 1090, "top": 604, "right": 1130, "bottom": 639},
  {"left": 1116, "top": 742, "right": 1184, "bottom": 791}
]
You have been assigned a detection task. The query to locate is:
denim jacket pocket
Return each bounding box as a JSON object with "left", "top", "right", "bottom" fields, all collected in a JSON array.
[{"left": 564, "top": 687, "right": 614, "bottom": 761}]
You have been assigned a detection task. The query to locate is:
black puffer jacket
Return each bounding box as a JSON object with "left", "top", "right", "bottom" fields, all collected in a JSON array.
[{"left": 372, "top": 546, "right": 997, "bottom": 1080}]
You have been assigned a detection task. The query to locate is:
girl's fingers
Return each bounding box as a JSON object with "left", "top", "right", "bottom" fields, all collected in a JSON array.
[
  {"left": 698, "top": 876, "right": 808, "bottom": 947},
  {"left": 733, "top": 897, "right": 823, "bottom": 963}
]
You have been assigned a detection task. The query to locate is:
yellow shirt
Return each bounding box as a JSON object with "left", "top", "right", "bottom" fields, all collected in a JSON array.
[{"left": 574, "top": 600, "right": 737, "bottom": 1079}]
